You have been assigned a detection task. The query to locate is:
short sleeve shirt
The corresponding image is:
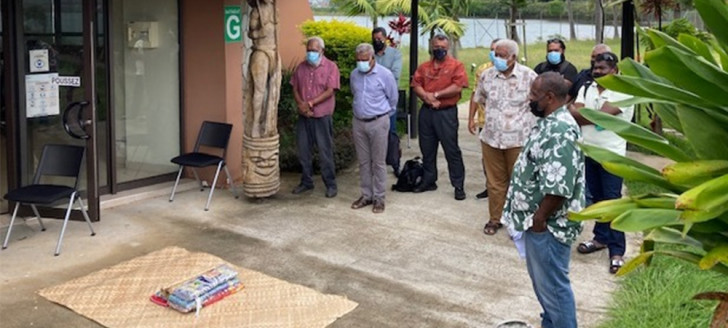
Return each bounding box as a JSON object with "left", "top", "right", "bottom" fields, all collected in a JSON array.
[
  {"left": 411, "top": 56, "right": 469, "bottom": 107},
  {"left": 290, "top": 56, "right": 340, "bottom": 118},
  {"left": 575, "top": 82, "right": 635, "bottom": 156},
  {"left": 474, "top": 62, "right": 493, "bottom": 127},
  {"left": 474, "top": 63, "right": 538, "bottom": 149},
  {"left": 502, "top": 107, "right": 585, "bottom": 245}
]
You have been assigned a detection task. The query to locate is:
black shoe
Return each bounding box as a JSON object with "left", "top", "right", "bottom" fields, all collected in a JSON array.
[
  {"left": 476, "top": 189, "right": 488, "bottom": 199},
  {"left": 292, "top": 184, "right": 313, "bottom": 194},
  {"left": 454, "top": 187, "right": 466, "bottom": 201},
  {"left": 393, "top": 165, "right": 401, "bottom": 178},
  {"left": 413, "top": 182, "right": 437, "bottom": 193},
  {"left": 325, "top": 187, "right": 338, "bottom": 198}
]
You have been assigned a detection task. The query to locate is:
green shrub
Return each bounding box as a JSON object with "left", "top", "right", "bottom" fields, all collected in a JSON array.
[{"left": 277, "top": 20, "right": 370, "bottom": 172}]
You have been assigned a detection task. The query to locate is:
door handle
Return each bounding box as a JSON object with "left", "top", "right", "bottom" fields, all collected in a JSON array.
[{"left": 62, "top": 101, "right": 90, "bottom": 139}]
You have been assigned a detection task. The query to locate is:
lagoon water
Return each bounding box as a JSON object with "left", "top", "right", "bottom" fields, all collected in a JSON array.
[{"left": 314, "top": 15, "right": 621, "bottom": 47}]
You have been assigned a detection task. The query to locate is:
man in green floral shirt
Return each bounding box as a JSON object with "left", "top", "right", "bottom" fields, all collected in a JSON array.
[{"left": 502, "top": 72, "right": 585, "bottom": 328}]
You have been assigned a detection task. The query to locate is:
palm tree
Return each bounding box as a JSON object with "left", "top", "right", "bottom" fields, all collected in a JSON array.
[
  {"left": 567, "top": 0, "right": 577, "bottom": 40},
  {"left": 378, "top": 0, "right": 470, "bottom": 55},
  {"left": 332, "top": 0, "right": 383, "bottom": 27}
]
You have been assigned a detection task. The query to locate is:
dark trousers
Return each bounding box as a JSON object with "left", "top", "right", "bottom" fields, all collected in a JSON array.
[
  {"left": 585, "top": 157, "right": 625, "bottom": 257},
  {"left": 296, "top": 115, "right": 336, "bottom": 189},
  {"left": 418, "top": 104, "right": 465, "bottom": 189}
]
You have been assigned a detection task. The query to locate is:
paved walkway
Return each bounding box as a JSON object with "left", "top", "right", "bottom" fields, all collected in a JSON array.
[{"left": 0, "top": 103, "right": 663, "bottom": 327}]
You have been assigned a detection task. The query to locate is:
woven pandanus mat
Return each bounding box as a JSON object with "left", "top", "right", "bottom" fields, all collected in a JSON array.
[{"left": 38, "top": 246, "right": 358, "bottom": 328}]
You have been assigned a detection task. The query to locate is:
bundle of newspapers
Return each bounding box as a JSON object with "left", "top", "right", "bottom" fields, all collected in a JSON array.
[{"left": 151, "top": 264, "right": 243, "bottom": 313}]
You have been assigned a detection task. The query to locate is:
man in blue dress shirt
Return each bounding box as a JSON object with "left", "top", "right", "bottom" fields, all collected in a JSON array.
[{"left": 349, "top": 43, "right": 399, "bottom": 214}]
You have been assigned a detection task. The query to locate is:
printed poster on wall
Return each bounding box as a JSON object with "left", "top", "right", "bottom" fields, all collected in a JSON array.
[{"left": 25, "top": 73, "right": 60, "bottom": 118}]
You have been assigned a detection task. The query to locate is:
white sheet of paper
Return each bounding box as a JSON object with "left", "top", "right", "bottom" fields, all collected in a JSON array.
[
  {"left": 25, "top": 73, "right": 60, "bottom": 118},
  {"left": 29, "top": 49, "right": 50, "bottom": 73}
]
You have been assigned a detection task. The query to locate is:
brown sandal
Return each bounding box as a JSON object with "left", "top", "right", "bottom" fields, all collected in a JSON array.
[
  {"left": 483, "top": 221, "right": 502, "bottom": 235},
  {"left": 577, "top": 240, "right": 606, "bottom": 254}
]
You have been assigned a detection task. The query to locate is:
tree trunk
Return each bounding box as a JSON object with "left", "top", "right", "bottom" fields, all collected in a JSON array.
[
  {"left": 373, "top": 16, "right": 378, "bottom": 28},
  {"left": 612, "top": 5, "right": 619, "bottom": 39},
  {"left": 595, "top": 0, "right": 604, "bottom": 43},
  {"left": 674, "top": 4, "right": 682, "bottom": 19},
  {"left": 510, "top": 3, "right": 520, "bottom": 43},
  {"left": 567, "top": 0, "right": 576, "bottom": 40}
]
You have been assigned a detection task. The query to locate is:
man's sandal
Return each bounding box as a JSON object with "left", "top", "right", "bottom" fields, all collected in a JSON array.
[
  {"left": 577, "top": 240, "right": 606, "bottom": 254},
  {"left": 483, "top": 221, "right": 502, "bottom": 235},
  {"left": 609, "top": 257, "right": 625, "bottom": 274}
]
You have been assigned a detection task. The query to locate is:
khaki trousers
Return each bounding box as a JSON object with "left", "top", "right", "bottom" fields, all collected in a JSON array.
[{"left": 481, "top": 142, "right": 522, "bottom": 222}]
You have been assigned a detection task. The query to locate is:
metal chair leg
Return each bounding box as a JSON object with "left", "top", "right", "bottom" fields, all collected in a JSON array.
[
  {"left": 54, "top": 193, "right": 76, "bottom": 256},
  {"left": 2, "top": 203, "right": 21, "bottom": 250},
  {"left": 30, "top": 204, "right": 46, "bottom": 231},
  {"left": 223, "top": 165, "right": 240, "bottom": 199},
  {"left": 169, "top": 166, "right": 184, "bottom": 202},
  {"left": 205, "top": 162, "right": 224, "bottom": 211},
  {"left": 191, "top": 169, "right": 204, "bottom": 191},
  {"left": 76, "top": 197, "right": 96, "bottom": 236}
]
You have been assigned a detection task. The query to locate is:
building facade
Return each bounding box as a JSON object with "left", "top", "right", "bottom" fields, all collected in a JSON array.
[{"left": 1, "top": 0, "right": 312, "bottom": 219}]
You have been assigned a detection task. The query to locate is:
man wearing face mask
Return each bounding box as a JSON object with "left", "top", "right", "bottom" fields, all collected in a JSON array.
[
  {"left": 372, "top": 27, "right": 403, "bottom": 176},
  {"left": 290, "top": 36, "right": 340, "bottom": 198},
  {"left": 467, "top": 38, "right": 500, "bottom": 200},
  {"left": 503, "top": 72, "right": 584, "bottom": 328},
  {"left": 350, "top": 43, "right": 399, "bottom": 213},
  {"left": 474, "top": 39, "right": 538, "bottom": 236},
  {"left": 533, "top": 39, "right": 578, "bottom": 85},
  {"left": 411, "top": 35, "right": 469, "bottom": 200},
  {"left": 567, "top": 43, "right": 611, "bottom": 101},
  {"left": 570, "top": 52, "right": 634, "bottom": 274}
]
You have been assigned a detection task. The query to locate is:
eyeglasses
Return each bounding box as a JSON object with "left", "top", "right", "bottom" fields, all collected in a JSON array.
[
  {"left": 547, "top": 38, "right": 563, "bottom": 44},
  {"left": 597, "top": 53, "right": 618, "bottom": 62}
]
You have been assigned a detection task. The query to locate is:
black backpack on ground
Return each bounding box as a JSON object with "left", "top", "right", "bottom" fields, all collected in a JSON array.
[{"left": 392, "top": 157, "right": 424, "bottom": 192}]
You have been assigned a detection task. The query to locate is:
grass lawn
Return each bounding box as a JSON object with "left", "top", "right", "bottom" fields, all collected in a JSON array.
[
  {"left": 598, "top": 247, "right": 728, "bottom": 328},
  {"left": 398, "top": 38, "right": 622, "bottom": 102}
]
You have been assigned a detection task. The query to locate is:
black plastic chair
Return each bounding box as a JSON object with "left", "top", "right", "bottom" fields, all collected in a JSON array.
[
  {"left": 2, "top": 144, "right": 95, "bottom": 256},
  {"left": 169, "top": 121, "right": 239, "bottom": 211}
]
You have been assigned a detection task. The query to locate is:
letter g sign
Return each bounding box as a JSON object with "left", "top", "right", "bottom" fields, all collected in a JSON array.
[{"left": 224, "top": 6, "right": 242, "bottom": 43}]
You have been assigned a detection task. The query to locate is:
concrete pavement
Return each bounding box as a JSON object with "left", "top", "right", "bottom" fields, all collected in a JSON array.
[{"left": 0, "top": 103, "right": 639, "bottom": 327}]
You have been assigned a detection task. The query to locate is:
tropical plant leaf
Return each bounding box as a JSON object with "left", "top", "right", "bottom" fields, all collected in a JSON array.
[
  {"left": 423, "top": 18, "right": 465, "bottom": 38},
  {"left": 698, "top": 244, "right": 728, "bottom": 270},
  {"left": 646, "top": 29, "right": 697, "bottom": 55},
  {"left": 645, "top": 227, "right": 704, "bottom": 249},
  {"left": 596, "top": 75, "right": 717, "bottom": 109},
  {"left": 694, "top": 0, "right": 728, "bottom": 48},
  {"left": 676, "top": 174, "right": 728, "bottom": 214},
  {"left": 711, "top": 39, "right": 728, "bottom": 71},
  {"left": 569, "top": 198, "right": 638, "bottom": 221},
  {"left": 645, "top": 46, "right": 728, "bottom": 105},
  {"left": 633, "top": 197, "right": 676, "bottom": 209},
  {"left": 678, "top": 105, "right": 728, "bottom": 160},
  {"left": 611, "top": 209, "right": 683, "bottom": 232},
  {"left": 578, "top": 108, "right": 692, "bottom": 162},
  {"left": 651, "top": 103, "right": 683, "bottom": 134},
  {"left": 616, "top": 251, "right": 654, "bottom": 276},
  {"left": 678, "top": 33, "right": 718, "bottom": 66},
  {"left": 662, "top": 160, "right": 728, "bottom": 188},
  {"left": 579, "top": 144, "right": 683, "bottom": 192},
  {"left": 618, "top": 58, "right": 670, "bottom": 83}
]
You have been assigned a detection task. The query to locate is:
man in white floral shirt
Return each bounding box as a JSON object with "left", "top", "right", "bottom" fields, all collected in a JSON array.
[
  {"left": 473, "top": 39, "right": 538, "bottom": 236},
  {"left": 503, "top": 72, "right": 585, "bottom": 328}
]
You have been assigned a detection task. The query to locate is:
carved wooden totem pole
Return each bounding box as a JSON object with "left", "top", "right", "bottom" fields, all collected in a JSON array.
[{"left": 242, "top": 0, "right": 281, "bottom": 197}]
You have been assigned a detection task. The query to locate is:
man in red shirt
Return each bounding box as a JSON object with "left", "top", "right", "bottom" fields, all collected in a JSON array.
[
  {"left": 411, "top": 35, "right": 469, "bottom": 200},
  {"left": 289, "top": 36, "right": 340, "bottom": 198}
]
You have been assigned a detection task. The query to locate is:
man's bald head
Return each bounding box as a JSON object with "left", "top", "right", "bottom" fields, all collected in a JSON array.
[{"left": 591, "top": 44, "right": 612, "bottom": 61}]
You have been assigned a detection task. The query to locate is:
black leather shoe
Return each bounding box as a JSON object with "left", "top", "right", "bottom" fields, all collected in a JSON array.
[
  {"left": 413, "top": 183, "right": 437, "bottom": 193},
  {"left": 325, "top": 187, "right": 338, "bottom": 198},
  {"left": 454, "top": 187, "right": 466, "bottom": 201},
  {"left": 476, "top": 189, "right": 488, "bottom": 199},
  {"left": 292, "top": 184, "right": 313, "bottom": 194}
]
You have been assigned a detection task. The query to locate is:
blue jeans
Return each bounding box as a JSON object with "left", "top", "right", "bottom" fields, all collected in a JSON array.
[
  {"left": 525, "top": 230, "right": 578, "bottom": 328},
  {"left": 585, "top": 157, "right": 626, "bottom": 257}
]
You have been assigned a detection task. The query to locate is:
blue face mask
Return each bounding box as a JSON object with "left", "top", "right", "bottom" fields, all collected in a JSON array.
[
  {"left": 357, "top": 60, "right": 371, "bottom": 73},
  {"left": 306, "top": 51, "right": 320, "bottom": 65},
  {"left": 493, "top": 56, "right": 509, "bottom": 72},
  {"left": 489, "top": 50, "right": 496, "bottom": 63},
  {"left": 547, "top": 51, "right": 562, "bottom": 65}
]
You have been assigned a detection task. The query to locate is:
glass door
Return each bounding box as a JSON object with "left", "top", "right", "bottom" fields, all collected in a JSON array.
[
  {"left": 1, "top": 1, "right": 6, "bottom": 214},
  {"left": 17, "top": 0, "right": 106, "bottom": 220}
]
